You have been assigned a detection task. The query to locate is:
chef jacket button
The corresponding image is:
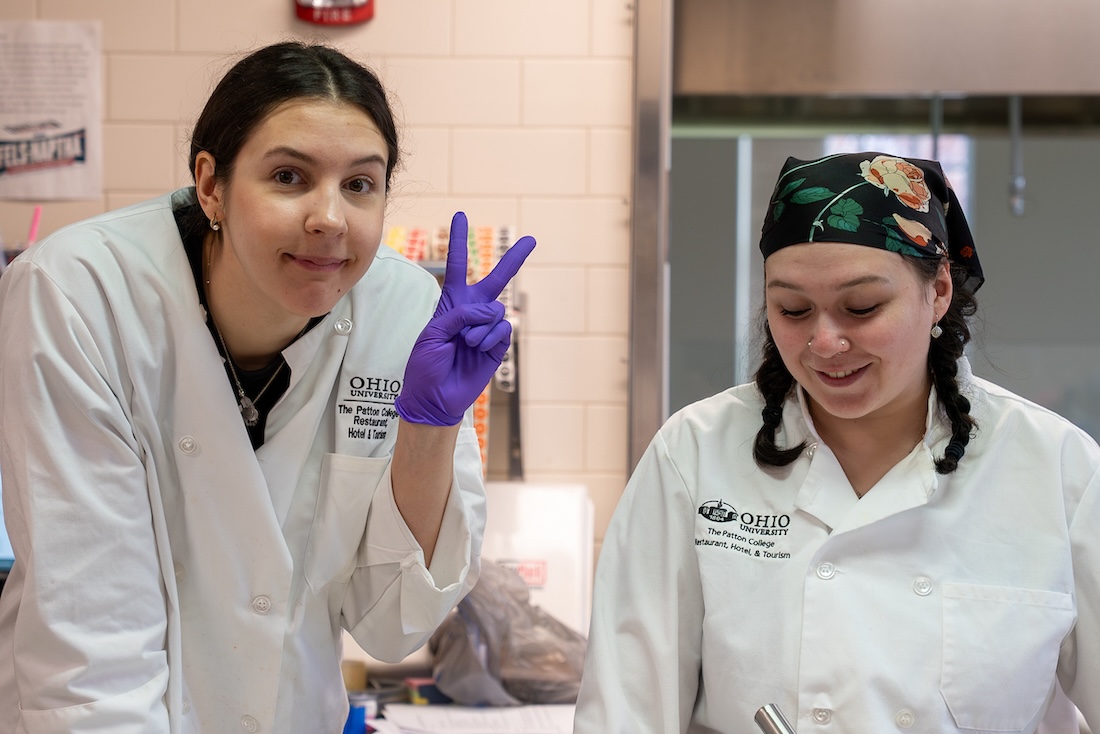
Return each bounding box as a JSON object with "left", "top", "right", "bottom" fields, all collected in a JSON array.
[
  {"left": 334, "top": 318, "right": 353, "bottom": 335},
  {"left": 251, "top": 595, "right": 272, "bottom": 615},
  {"left": 816, "top": 562, "right": 836, "bottom": 580},
  {"left": 240, "top": 714, "right": 260, "bottom": 732},
  {"left": 182, "top": 697, "right": 191, "bottom": 714},
  {"left": 174, "top": 563, "right": 184, "bottom": 580},
  {"left": 913, "top": 577, "right": 933, "bottom": 596},
  {"left": 895, "top": 709, "right": 915, "bottom": 728},
  {"left": 177, "top": 436, "right": 197, "bottom": 455},
  {"left": 812, "top": 707, "right": 832, "bottom": 724},
  {"left": 806, "top": 442, "right": 817, "bottom": 458}
]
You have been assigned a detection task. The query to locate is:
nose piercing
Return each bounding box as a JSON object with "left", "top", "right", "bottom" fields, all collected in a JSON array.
[{"left": 808, "top": 337, "right": 848, "bottom": 357}]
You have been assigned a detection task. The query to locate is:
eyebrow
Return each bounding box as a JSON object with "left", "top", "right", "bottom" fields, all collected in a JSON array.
[
  {"left": 766, "top": 274, "right": 890, "bottom": 291},
  {"left": 262, "top": 146, "right": 386, "bottom": 168}
]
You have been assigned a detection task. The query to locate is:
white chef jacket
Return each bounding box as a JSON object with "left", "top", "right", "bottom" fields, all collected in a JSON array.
[
  {"left": 0, "top": 189, "right": 485, "bottom": 733},
  {"left": 574, "top": 360, "right": 1100, "bottom": 734}
]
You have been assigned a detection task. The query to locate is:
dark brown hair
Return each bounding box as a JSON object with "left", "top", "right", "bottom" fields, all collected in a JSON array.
[{"left": 180, "top": 41, "right": 399, "bottom": 239}]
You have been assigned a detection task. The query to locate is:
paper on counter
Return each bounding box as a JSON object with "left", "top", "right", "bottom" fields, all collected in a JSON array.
[
  {"left": 380, "top": 703, "right": 574, "bottom": 734},
  {"left": 368, "top": 721, "right": 405, "bottom": 734}
]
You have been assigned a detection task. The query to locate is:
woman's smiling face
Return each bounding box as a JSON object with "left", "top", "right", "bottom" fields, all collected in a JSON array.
[
  {"left": 205, "top": 97, "right": 389, "bottom": 324},
  {"left": 764, "top": 242, "right": 952, "bottom": 429}
]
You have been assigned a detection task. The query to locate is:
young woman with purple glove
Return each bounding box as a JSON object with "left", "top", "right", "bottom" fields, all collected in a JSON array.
[{"left": 0, "top": 41, "right": 534, "bottom": 733}]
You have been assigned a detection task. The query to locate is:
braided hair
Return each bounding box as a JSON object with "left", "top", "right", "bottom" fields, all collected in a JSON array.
[
  {"left": 752, "top": 322, "right": 807, "bottom": 467},
  {"left": 752, "top": 256, "right": 978, "bottom": 474}
]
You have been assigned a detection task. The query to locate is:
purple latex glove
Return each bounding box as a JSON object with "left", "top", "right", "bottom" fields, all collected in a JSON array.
[{"left": 395, "top": 212, "right": 536, "bottom": 426}]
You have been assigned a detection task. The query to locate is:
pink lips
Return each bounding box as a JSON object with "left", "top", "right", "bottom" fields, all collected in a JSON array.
[
  {"left": 289, "top": 253, "right": 346, "bottom": 272},
  {"left": 816, "top": 364, "right": 867, "bottom": 387}
]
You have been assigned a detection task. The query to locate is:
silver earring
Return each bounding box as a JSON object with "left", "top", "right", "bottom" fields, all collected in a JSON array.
[
  {"left": 807, "top": 338, "right": 813, "bottom": 348},
  {"left": 210, "top": 215, "right": 220, "bottom": 232},
  {"left": 931, "top": 323, "right": 943, "bottom": 339}
]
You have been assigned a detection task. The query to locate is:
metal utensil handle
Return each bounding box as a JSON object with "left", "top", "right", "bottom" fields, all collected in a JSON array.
[{"left": 755, "top": 703, "right": 796, "bottom": 734}]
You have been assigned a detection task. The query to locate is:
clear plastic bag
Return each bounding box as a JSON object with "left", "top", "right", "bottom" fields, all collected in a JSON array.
[{"left": 428, "top": 560, "right": 588, "bottom": 706}]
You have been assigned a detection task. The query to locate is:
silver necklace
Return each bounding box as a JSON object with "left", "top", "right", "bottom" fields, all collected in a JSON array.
[
  {"left": 210, "top": 318, "right": 284, "bottom": 427},
  {"left": 204, "top": 238, "right": 284, "bottom": 427}
]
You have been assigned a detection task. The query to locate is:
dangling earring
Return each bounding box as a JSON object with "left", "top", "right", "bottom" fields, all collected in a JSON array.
[
  {"left": 210, "top": 215, "right": 220, "bottom": 232},
  {"left": 931, "top": 322, "right": 943, "bottom": 339}
]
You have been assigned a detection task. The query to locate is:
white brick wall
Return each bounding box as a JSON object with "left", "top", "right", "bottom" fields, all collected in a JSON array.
[{"left": 0, "top": 0, "right": 634, "bottom": 544}]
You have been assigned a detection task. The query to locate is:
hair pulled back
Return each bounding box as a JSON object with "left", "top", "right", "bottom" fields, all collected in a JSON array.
[
  {"left": 180, "top": 41, "right": 399, "bottom": 239},
  {"left": 752, "top": 256, "right": 978, "bottom": 475}
]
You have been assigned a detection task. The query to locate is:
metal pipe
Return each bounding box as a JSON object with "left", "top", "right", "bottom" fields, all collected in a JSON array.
[
  {"left": 755, "top": 704, "right": 797, "bottom": 734},
  {"left": 628, "top": 0, "right": 674, "bottom": 470},
  {"left": 733, "top": 136, "right": 753, "bottom": 386},
  {"left": 930, "top": 94, "right": 943, "bottom": 160},
  {"left": 1009, "top": 95, "right": 1026, "bottom": 216}
]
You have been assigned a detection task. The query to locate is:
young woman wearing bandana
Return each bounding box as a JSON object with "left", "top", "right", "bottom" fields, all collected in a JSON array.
[{"left": 573, "top": 152, "right": 1099, "bottom": 733}]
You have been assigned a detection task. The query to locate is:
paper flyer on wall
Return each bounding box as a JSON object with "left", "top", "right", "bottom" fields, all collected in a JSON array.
[{"left": 0, "top": 21, "right": 102, "bottom": 200}]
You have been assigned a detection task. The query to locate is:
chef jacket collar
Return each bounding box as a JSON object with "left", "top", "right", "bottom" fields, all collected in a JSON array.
[{"left": 786, "top": 365, "right": 969, "bottom": 529}]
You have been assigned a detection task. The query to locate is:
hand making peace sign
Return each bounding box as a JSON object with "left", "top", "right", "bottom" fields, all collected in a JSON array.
[{"left": 394, "top": 212, "right": 536, "bottom": 426}]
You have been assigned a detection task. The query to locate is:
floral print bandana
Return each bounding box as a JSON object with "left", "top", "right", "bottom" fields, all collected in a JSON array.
[{"left": 760, "top": 152, "right": 984, "bottom": 292}]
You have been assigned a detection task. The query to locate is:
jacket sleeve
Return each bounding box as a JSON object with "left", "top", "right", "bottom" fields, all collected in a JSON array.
[
  {"left": 0, "top": 261, "right": 170, "bottom": 732},
  {"left": 573, "top": 429, "right": 704, "bottom": 734},
  {"left": 342, "top": 419, "right": 485, "bottom": 662},
  {"left": 1060, "top": 459, "right": 1100, "bottom": 729}
]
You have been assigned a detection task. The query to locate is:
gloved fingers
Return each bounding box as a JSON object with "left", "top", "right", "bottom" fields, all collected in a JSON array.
[
  {"left": 469, "top": 235, "right": 536, "bottom": 302},
  {"left": 464, "top": 318, "right": 512, "bottom": 353},
  {"left": 485, "top": 329, "right": 514, "bottom": 363},
  {"left": 425, "top": 301, "right": 505, "bottom": 342},
  {"left": 441, "top": 211, "right": 471, "bottom": 294},
  {"left": 461, "top": 302, "right": 506, "bottom": 345}
]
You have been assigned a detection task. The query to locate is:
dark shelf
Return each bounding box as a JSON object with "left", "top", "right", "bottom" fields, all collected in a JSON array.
[{"left": 673, "top": 94, "right": 1100, "bottom": 134}]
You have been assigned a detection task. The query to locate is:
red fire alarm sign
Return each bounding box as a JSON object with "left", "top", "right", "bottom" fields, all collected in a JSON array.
[{"left": 295, "top": 0, "right": 374, "bottom": 26}]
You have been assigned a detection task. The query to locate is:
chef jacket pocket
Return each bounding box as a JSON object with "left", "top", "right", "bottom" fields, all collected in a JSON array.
[
  {"left": 940, "top": 582, "right": 1074, "bottom": 732},
  {"left": 304, "top": 452, "right": 388, "bottom": 594}
]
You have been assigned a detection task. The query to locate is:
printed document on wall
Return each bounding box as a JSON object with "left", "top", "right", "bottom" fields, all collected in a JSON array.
[{"left": 0, "top": 21, "right": 102, "bottom": 200}]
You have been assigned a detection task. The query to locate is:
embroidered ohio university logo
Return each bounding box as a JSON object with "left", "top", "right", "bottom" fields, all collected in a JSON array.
[
  {"left": 347, "top": 375, "right": 401, "bottom": 401},
  {"left": 698, "top": 499, "right": 792, "bottom": 536},
  {"left": 698, "top": 499, "right": 737, "bottom": 522},
  {"left": 340, "top": 375, "right": 401, "bottom": 441}
]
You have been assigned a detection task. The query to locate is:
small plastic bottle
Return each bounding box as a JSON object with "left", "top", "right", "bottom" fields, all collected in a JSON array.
[{"left": 343, "top": 691, "right": 379, "bottom": 734}]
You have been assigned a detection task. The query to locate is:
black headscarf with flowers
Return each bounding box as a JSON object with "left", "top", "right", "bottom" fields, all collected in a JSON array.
[{"left": 759, "top": 152, "right": 984, "bottom": 293}]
